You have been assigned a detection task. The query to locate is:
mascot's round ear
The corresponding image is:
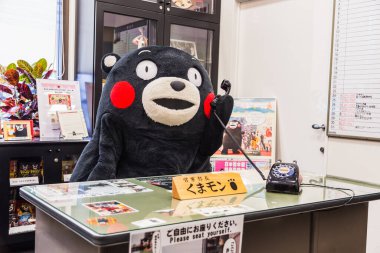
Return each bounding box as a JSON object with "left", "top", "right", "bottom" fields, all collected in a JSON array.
[{"left": 101, "top": 53, "right": 120, "bottom": 74}]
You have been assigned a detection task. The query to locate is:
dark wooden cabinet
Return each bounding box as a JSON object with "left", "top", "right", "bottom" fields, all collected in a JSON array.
[
  {"left": 0, "top": 140, "right": 87, "bottom": 249},
  {"left": 76, "top": 0, "right": 221, "bottom": 128}
]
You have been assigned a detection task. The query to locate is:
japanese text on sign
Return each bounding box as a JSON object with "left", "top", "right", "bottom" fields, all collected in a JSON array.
[
  {"left": 129, "top": 215, "right": 244, "bottom": 253},
  {"left": 172, "top": 173, "right": 247, "bottom": 200}
]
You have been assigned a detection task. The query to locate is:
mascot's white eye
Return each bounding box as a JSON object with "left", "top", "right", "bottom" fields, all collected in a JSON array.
[
  {"left": 136, "top": 60, "right": 158, "bottom": 80},
  {"left": 187, "top": 68, "right": 202, "bottom": 87}
]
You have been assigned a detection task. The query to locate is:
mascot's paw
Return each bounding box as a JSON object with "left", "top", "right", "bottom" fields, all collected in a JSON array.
[{"left": 212, "top": 94, "right": 234, "bottom": 125}]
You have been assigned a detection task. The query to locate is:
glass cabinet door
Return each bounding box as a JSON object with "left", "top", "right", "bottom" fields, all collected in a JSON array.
[
  {"left": 102, "top": 12, "right": 158, "bottom": 66},
  {"left": 167, "top": 0, "right": 220, "bottom": 23},
  {"left": 165, "top": 16, "right": 219, "bottom": 90},
  {"left": 92, "top": 2, "right": 164, "bottom": 128},
  {"left": 170, "top": 24, "right": 213, "bottom": 75},
  {"left": 171, "top": 0, "right": 214, "bottom": 14}
]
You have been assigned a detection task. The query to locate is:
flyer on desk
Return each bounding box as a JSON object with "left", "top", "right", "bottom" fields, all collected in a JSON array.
[
  {"left": 35, "top": 179, "right": 152, "bottom": 202},
  {"left": 36, "top": 79, "right": 82, "bottom": 138},
  {"left": 136, "top": 175, "right": 175, "bottom": 191},
  {"left": 130, "top": 215, "right": 244, "bottom": 253},
  {"left": 212, "top": 98, "right": 276, "bottom": 173}
]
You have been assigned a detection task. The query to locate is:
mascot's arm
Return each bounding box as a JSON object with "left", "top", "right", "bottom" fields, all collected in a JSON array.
[
  {"left": 199, "top": 94, "right": 234, "bottom": 156},
  {"left": 87, "top": 113, "right": 124, "bottom": 181},
  {"left": 189, "top": 154, "right": 213, "bottom": 173}
]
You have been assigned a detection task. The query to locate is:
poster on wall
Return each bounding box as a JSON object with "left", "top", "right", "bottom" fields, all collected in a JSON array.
[
  {"left": 129, "top": 215, "right": 244, "bottom": 253},
  {"left": 212, "top": 98, "right": 277, "bottom": 174},
  {"left": 36, "top": 79, "right": 82, "bottom": 138}
]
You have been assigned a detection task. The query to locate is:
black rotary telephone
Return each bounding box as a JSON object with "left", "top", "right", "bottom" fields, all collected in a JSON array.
[
  {"left": 266, "top": 160, "right": 301, "bottom": 194},
  {"left": 212, "top": 80, "right": 302, "bottom": 195}
]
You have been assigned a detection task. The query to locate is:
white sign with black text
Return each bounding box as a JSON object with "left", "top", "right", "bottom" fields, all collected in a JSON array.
[{"left": 129, "top": 215, "right": 244, "bottom": 253}]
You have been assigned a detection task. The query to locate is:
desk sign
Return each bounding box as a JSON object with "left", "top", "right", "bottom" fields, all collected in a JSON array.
[
  {"left": 129, "top": 215, "right": 244, "bottom": 253},
  {"left": 172, "top": 173, "right": 247, "bottom": 200}
]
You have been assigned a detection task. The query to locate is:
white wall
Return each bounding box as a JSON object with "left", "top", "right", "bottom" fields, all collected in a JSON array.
[
  {"left": 218, "top": 0, "right": 240, "bottom": 96},
  {"left": 222, "top": 0, "right": 333, "bottom": 175},
  {"left": 219, "top": 1, "right": 380, "bottom": 252},
  {"left": 236, "top": 0, "right": 314, "bottom": 164},
  {"left": 220, "top": 0, "right": 380, "bottom": 183},
  {"left": 327, "top": 138, "right": 380, "bottom": 184}
]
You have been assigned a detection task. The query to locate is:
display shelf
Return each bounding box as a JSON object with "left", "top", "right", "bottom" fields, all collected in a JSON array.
[
  {"left": 0, "top": 140, "right": 87, "bottom": 247},
  {"left": 6, "top": 230, "right": 35, "bottom": 246},
  {"left": 8, "top": 157, "right": 44, "bottom": 187},
  {"left": 9, "top": 186, "right": 37, "bottom": 237},
  {"left": 9, "top": 225, "right": 36, "bottom": 235}
]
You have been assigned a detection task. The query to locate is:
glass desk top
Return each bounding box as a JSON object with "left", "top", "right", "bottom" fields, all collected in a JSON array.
[{"left": 20, "top": 171, "right": 380, "bottom": 245}]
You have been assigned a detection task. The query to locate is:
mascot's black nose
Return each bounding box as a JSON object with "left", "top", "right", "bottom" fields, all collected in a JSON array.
[{"left": 170, "top": 81, "right": 185, "bottom": 92}]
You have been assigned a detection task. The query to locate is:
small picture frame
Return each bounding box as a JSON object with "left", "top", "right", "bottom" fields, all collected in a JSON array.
[
  {"left": 170, "top": 39, "right": 198, "bottom": 59},
  {"left": 3, "top": 120, "right": 33, "bottom": 141}
]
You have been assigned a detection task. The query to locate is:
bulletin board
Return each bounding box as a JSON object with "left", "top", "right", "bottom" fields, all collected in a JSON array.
[{"left": 327, "top": 0, "right": 380, "bottom": 140}]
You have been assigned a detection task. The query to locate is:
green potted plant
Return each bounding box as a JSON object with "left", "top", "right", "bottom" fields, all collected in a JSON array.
[{"left": 0, "top": 58, "right": 53, "bottom": 137}]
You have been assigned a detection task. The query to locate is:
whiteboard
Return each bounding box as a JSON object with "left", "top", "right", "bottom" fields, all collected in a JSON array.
[{"left": 328, "top": 0, "right": 380, "bottom": 140}]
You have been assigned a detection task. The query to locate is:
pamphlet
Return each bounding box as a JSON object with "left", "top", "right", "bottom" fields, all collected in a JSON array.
[
  {"left": 83, "top": 200, "right": 138, "bottom": 216},
  {"left": 35, "top": 180, "right": 153, "bottom": 202},
  {"left": 132, "top": 218, "right": 166, "bottom": 228},
  {"left": 192, "top": 205, "right": 254, "bottom": 217},
  {"left": 36, "top": 79, "right": 82, "bottom": 138},
  {"left": 136, "top": 175, "right": 175, "bottom": 191},
  {"left": 57, "top": 110, "right": 88, "bottom": 139}
]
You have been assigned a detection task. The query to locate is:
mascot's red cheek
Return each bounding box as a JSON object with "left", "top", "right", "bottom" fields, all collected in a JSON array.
[
  {"left": 204, "top": 93, "right": 215, "bottom": 119},
  {"left": 110, "top": 81, "right": 135, "bottom": 109}
]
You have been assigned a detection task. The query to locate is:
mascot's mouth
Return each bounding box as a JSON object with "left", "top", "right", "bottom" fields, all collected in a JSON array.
[{"left": 153, "top": 98, "right": 194, "bottom": 110}]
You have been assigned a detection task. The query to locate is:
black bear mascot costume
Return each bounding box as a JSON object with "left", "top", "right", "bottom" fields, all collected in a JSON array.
[{"left": 71, "top": 46, "right": 233, "bottom": 181}]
